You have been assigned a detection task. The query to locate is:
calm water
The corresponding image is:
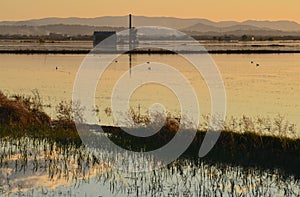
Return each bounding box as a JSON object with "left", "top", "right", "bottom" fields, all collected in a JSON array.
[
  {"left": 1, "top": 52, "right": 300, "bottom": 196},
  {"left": 1, "top": 137, "right": 300, "bottom": 196},
  {"left": 0, "top": 53, "right": 299, "bottom": 129}
]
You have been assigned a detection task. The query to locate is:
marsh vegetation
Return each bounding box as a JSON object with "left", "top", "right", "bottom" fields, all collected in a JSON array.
[{"left": 0, "top": 90, "right": 300, "bottom": 196}]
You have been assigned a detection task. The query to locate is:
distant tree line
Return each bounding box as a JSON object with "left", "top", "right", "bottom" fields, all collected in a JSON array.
[
  {"left": 0, "top": 34, "right": 93, "bottom": 41},
  {"left": 1, "top": 33, "right": 300, "bottom": 42},
  {"left": 191, "top": 34, "right": 300, "bottom": 41}
]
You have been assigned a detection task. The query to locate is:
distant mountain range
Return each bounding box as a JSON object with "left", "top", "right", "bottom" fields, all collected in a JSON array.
[{"left": 1, "top": 16, "right": 300, "bottom": 36}]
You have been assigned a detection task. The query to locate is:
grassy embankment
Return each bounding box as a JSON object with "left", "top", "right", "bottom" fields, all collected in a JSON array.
[{"left": 0, "top": 90, "right": 300, "bottom": 177}]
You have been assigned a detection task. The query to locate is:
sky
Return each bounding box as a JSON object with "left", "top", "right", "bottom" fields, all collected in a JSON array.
[{"left": 0, "top": 0, "right": 300, "bottom": 22}]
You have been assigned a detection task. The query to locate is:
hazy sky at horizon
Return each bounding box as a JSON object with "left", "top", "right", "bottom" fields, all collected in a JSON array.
[{"left": 0, "top": 0, "right": 299, "bottom": 22}]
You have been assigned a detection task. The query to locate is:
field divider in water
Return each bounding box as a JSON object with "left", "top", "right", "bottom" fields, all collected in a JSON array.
[
  {"left": 2, "top": 49, "right": 300, "bottom": 54},
  {"left": 84, "top": 125, "right": 300, "bottom": 178}
]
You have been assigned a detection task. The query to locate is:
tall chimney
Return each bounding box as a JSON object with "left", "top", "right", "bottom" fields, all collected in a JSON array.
[{"left": 129, "top": 14, "right": 132, "bottom": 29}]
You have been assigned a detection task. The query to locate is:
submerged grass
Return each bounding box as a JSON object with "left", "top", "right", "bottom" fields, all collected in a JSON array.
[
  {"left": 1, "top": 136, "right": 300, "bottom": 196},
  {"left": 1, "top": 90, "right": 300, "bottom": 196},
  {"left": 102, "top": 125, "right": 300, "bottom": 177}
]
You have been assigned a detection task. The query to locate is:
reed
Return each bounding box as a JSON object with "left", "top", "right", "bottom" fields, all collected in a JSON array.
[{"left": 1, "top": 90, "right": 300, "bottom": 196}]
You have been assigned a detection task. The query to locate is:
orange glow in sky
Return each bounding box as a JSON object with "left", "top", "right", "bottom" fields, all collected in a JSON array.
[{"left": 0, "top": 0, "right": 299, "bottom": 22}]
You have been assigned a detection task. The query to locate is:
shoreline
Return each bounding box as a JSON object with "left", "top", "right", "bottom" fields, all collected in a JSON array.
[{"left": 1, "top": 49, "right": 300, "bottom": 54}]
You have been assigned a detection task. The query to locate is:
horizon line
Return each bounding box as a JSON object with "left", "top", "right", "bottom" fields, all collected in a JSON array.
[{"left": 0, "top": 15, "right": 299, "bottom": 24}]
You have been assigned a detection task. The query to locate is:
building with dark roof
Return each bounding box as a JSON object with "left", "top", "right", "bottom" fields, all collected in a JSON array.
[{"left": 93, "top": 31, "right": 116, "bottom": 47}]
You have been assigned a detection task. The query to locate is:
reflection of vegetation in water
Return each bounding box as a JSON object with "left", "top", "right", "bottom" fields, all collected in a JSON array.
[
  {"left": 1, "top": 90, "right": 300, "bottom": 196},
  {"left": 0, "top": 137, "right": 111, "bottom": 195},
  {"left": 1, "top": 137, "right": 300, "bottom": 196}
]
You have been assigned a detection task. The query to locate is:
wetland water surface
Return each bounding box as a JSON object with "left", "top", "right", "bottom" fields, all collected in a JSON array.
[
  {"left": 0, "top": 53, "right": 299, "bottom": 128},
  {"left": 0, "top": 52, "right": 300, "bottom": 196}
]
